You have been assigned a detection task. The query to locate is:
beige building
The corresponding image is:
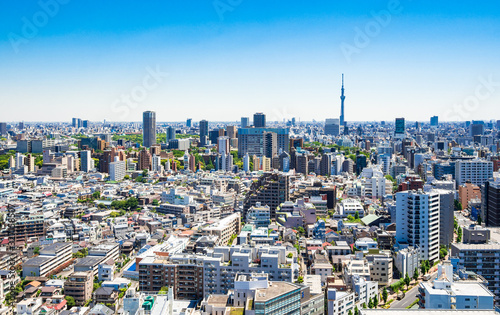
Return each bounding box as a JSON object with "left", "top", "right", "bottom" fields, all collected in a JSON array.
[
  {"left": 458, "top": 182, "right": 481, "bottom": 208},
  {"left": 64, "top": 271, "right": 93, "bottom": 306},
  {"left": 369, "top": 256, "right": 393, "bottom": 286}
]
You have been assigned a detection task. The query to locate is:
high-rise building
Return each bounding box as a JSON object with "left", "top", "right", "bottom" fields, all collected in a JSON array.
[
  {"left": 227, "top": 125, "right": 237, "bottom": 139},
  {"left": 395, "top": 118, "right": 406, "bottom": 138},
  {"left": 241, "top": 117, "right": 249, "bottom": 128},
  {"left": 263, "top": 131, "right": 277, "bottom": 158},
  {"left": 109, "top": 158, "right": 126, "bottom": 181},
  {"left": 470, "top": 122, "right": 485, "bottom": 137},
  {"left": 166, "top": 126, "right": 175, "bottom": 142},
  {"left": 325, "top": 118, "right": 340, "bottom": 136},
  {"left": 186, "top": 118, "right": 192, "bottom": 127},
  {"left": 199, "top": 119, "right": 209, "bottom": 143},
  {"left": 237, "top": 127, "right": 289, "bottom": 158},
  {"left": 396, "top": 190, "right": 440, "bottom": 262},
  {"left": 0, "top": 122, "right": 7, "bottom": 135},
  {"left": 138, "top": 148, "right": 152, "bottom": 171},
  {"left": 430, "top": 116, "right": 439, "bottom": 126},
  {"left": 143, "top": 111, "right": 156, "bottom": 148},
  {"left": 243, "top": 172, "right": 290, "bottom": 218},
  {"left": 80, "top": 150, "right": 93, "bottom": 172},
  {"left": 482, "top": 179, "right": 500, "bottom": 226},
  {"left": 340, "top": 73, "right": 345, "bottom": 126},
  {"left": 455, "top": 159, "right": 493, "bottom": 186},
  {"left": 82, "top": 120, "right": 90, "bottom": 128},
  {"left": 253, "top": 112, "right": 266, "bottom": 128}
]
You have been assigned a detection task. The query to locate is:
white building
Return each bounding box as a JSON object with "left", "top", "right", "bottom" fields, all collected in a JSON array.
[
  {"left": 394, "top": 246, "right": 420, "bottom": 278},
  {"left": 353, "top": 275, "right": 378, "bottom": 307},
  {"left": 418, "top": 262, "right": 494, "bottom": 310},
  {"left": 455, "top": 159, "right": 493, "bottom": 187},
  {"left": 327, "top": 288, "right": 355, "bottom": 315},
  {"left": 335, "top": 198, "right": 364, "bottom": 218},
  {"left": 109, "top": 159, "right": 126, "bottom": 181},
  {"left": 246, "top": 203, "right": 270, "bottom": 228},
  {"left": 396, "top": 190, "right": 440, "bottom": 262}
]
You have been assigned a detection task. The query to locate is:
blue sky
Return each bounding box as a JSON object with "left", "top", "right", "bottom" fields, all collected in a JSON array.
[{"left": 1, "top": 0, "right": 500, "bottom": 122}]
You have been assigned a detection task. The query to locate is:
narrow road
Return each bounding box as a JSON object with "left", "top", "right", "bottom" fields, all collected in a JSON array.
[{"left": 390, "top": 285, "right": 419, "bottom": 309}]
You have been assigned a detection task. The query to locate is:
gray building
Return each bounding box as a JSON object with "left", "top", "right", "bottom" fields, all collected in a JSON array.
[
  {"left": 253, "top": 112, "right": 266, "bottom": 128},
  {"left": 143, "top": 111, "right": 156, "bottom": 148}
]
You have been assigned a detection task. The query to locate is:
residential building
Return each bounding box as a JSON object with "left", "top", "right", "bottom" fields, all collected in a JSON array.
[
  {"left": 64, "top": 271, "right": 93, "bottom": 306},
  {"left": 482, "top": 179, "right": 500, "bottom": 226},
  {"left": 396, "top": 190, "right": 440, "bottom": 262},
  {"left": 455, "top": 159, "right": 493, "bottom": 187}
]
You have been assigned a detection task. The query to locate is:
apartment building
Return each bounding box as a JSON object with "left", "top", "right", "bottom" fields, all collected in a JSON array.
[
  {"left": 202, "top": 212, "right": 241, "bottom": 246},
  {"left": 138, "top": 254, "right": 204, "bottom": 300},
  {"left": 64, "top": 271, "right": 93, "bottom": 306},
  {"left": 482, "top": 180, "right": 500, "bottom": 226},
  {"left": 246, "top": 203, "right": 270, "bottom": 228},
  {"left": 451, "top": 243, "right": 500, "bottom": 297},
  {"left": 459, "top": 183, "right": 482, "bottom": 210},
  {"left": 139, "top": 245, "right": 298, "bottom": 298},
  {"left": 22, "top": 242, "right": 72, "bottom": 277},
  {"left": 369, "top": 256, "right": 393, "bottom": 285},
  {"left": 327, "top": 289, "right": 355, "bottom": 315},
  {"left": 418, "top": 262, "right": 494, "bottom": 309},
  {"left": 455, "top": 159, "right": 493, "bottom": 187},
  {"left": 396, "top": 190, "right": 440, "bottom": 262},
  {"left": 13, "top": 214, "right": 45, "bottom": 243}
]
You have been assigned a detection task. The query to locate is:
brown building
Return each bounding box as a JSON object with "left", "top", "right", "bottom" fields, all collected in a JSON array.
[
  {"left": 227, "top": 126, "right": 237, "bottom": 139},
  {"left": 242, "top": 172, "right": 290, "bottom": 219},
  {"left": 150, "top": 144, "right": 161, "bottom": 157},
  {"left": 459, "top": 182, "right": 481, "bottom": 209},
  {"left": 138, "top": 148, "right": 152, "bottom": 171},
  {"left": 64, "top": 271, "right": 93, "bottom": 306},
  {"left": 139, "top": 256, "right": 204, "bottom": 300},
  {"left": 8, "top": 215, "right": 46, "bottom": 244}
]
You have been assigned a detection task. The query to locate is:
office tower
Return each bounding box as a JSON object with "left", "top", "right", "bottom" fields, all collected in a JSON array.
[
  {"left": 319, "top": 153, "right": 332, "bottom": 176},
  {"left": 497, "top": 120, "right": 500, "bottom": 129},
  {"left": 436, "top": 189, "right": 454, "bottom": 246},
  {"left": 143, "top": 111, "right": 156, "bottom": 148},
  {"left": 324, "top": 118, "right": 340, "bottom": 136},
  {"left": 72, "top": 118, "right": 78, "bottom": 127},
  {"left": 243, "top": 172, "right": 290, "bottom": 218},
  {"left": 227, "top": 125, "right": 237, "bottom": 139},
  {"left": 430, "top": 116, "right": 439, "bottom": 126},
  {"left": 396, "top": 190, "right": 440, "bottom": 262},
  {"left": 199, "top": 119, "right": 209, "bottom": 142},
  {"left": 18, "top": 122, "right": 24, "bottom": 130},
  {"left": 395, "top": 118, "right": 405, "bottom": 138},
  {"left": 296, "top": 153, "right": 308, "bottom": 174},
  {"left": 138, "top": 148, "right": 152, "bottom": 171},
  {"left": 186, "top": 118, "right": 192, "bottom": 127},
  {"left": 77, "top": 119, "right": 82, "bottom": 128},
  {"left": 470, "top": 121, "right": 485, "bottom": 136},
  {"left": 355, "top": 154, "right": 367, "bottom": 175},
  {"left": 25, "top": 154, "right": 35, "bottom": 172},
  {"left": 109, "top": 157, "right": 126, "bottom": 181},
  {"left": 243, "top": 153, "right": 250, "bottom": 172},
  {"left": 82, "top": 120, "right": 90, "bottom": 128},
  {"left": 455, "top": 159, "right": 493, "bottom": 186},
  {"left": 253, "top": 112, "right": 266, "bottom": 128},
  {"left": 241, "top": 117, "right": 249, "bottom": 128},
  {"left": 237, "top": 127, "right": 289, "bottom": 158},
  {"left": 80, "top": 151, "right": 92, "bottom": 172},
  {"left": 482, "top": 180, "right": 500, "bottom": 226},
  {"left": 166, "top": 126, "right": 175, "bottom": 142},
  {"left": 340, "top": 73, "right": 345, "bottom": 126},
  {"left": 0, "top": 122, "right": 6, "bottom": 136},
  {"left": 263, "top": 132, "right": 277, "bottom": 158}
]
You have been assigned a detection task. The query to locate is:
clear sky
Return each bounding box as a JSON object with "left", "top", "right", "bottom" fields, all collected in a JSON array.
[{"left": 1, "top": 0, "right": 499, "bottom": 123}]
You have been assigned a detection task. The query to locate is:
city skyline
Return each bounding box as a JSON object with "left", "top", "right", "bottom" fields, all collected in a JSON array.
[{"left": 1, "top": 1, "right": 500, "bottom": 122}]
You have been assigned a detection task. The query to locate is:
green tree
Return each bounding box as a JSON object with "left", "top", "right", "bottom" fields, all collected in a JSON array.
[
  {"left": 362, "top": 303, "right": 367, "bottom": 309},
  {"left": 382, "top": 287, "right": 388, "bottom": 304},
  {"left": 33, "top": 247, "right": 40, "bottom": 255},
  {"left": 354, "top": 306, "right": 359, "bottom": 315},
  {"left": 152, "top": 199, "right": 159, "bottom": 206},
  {"left": 296, "top": 276, "right": 304, "bottom": 283},
  {"left": 413, "top": 267, "right": 419, "bottom": 282},
  {"left": 65, "top": 296, "right": 76, "bottom": 308},
  {"left": 348, "top": 310, "right": 353, "bottom": 315},
  {"left": 297, "top": 226, "right": 305, "bottom": 235},
  {"left": 457, "top": 226, "right": 462, "bottom": 242},
  {"left": 158, "top": 286, "right": 168, "bottom": 294},
  {"left": 477, "top": 215, "right": 482, "bottom": 225},
  {"left": 454, "top": 199, "right": 462, "bottom": 210},
  {"left": 373, "top": 294, "right": 378, "bottom": 308},
  {"left": 440, "top": 246, "right": 448, "bottom": 260},
  {"left": 404, "top": 273, "right": 411, "bottom": 290},
  {"left": 354, "top": 211, "right": 359, "bottom": 220},
  {"left": 368, "top": 297, "right": 373, "bottom": 309}
]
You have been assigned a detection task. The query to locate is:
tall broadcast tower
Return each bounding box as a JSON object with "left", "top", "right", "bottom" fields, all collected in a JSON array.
[{"left": 340, "top": 74, "right": 345, "bottom": 126}]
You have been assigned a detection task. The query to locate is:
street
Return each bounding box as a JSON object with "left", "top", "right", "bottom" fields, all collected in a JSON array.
[{"left": 390, "top": 271, "right": 437, "bottom": 309}]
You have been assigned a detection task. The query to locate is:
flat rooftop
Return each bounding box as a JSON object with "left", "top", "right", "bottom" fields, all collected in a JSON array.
[{"left": 254, "top": 281, "right": 299, "bottom": 303}]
